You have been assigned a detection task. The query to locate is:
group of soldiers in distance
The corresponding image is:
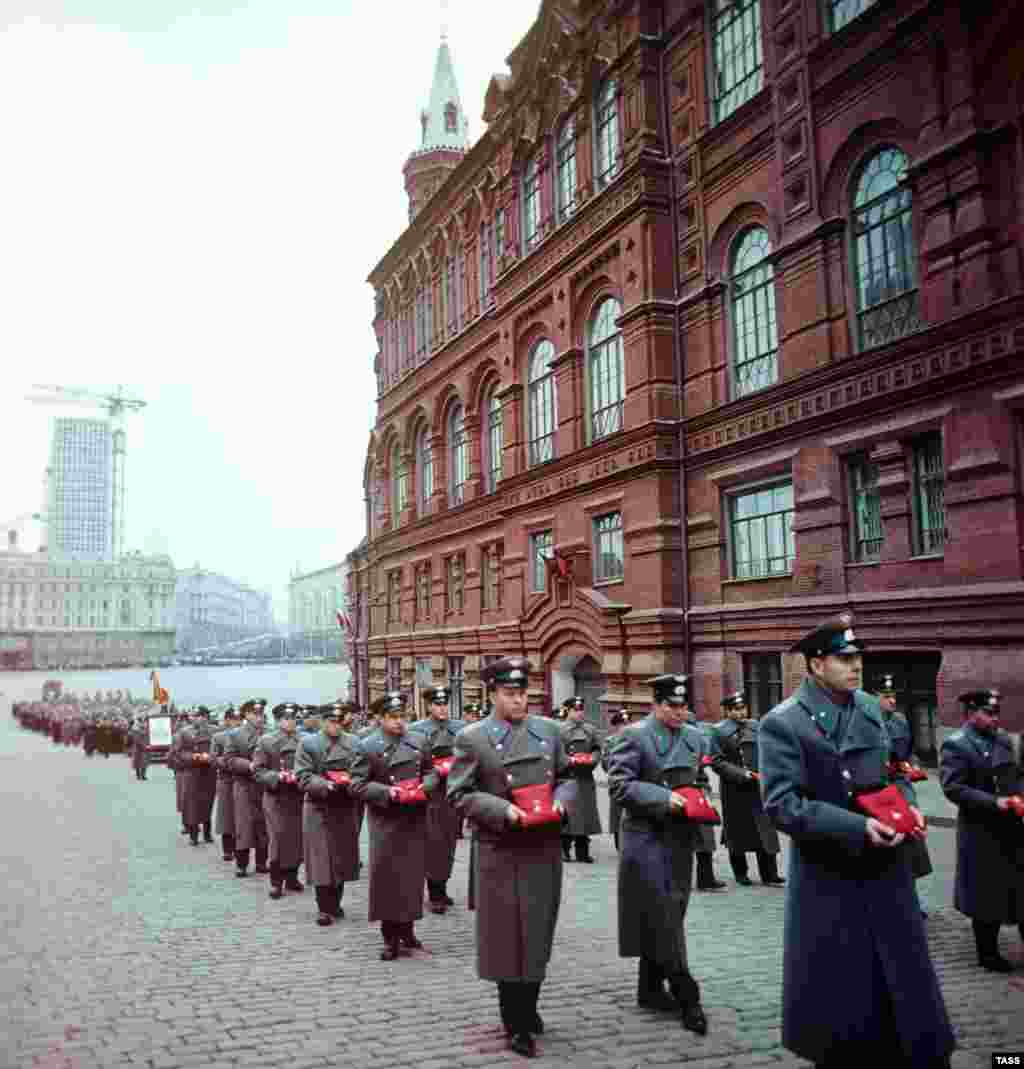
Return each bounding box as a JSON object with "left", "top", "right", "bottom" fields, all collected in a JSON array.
[
  {"left": 11, "top": 682, "right": 153, "bottom": 756},
  {"left": 9, "top": 616, "right": 1023, "bottom": 1066}
]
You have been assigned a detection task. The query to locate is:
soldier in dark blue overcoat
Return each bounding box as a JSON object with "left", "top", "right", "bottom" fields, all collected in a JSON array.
[
  {"left": 759, "top": 617, "right": 954, "bottom": 1069},
  {"left": 607, "top": 674, "right": 710, "bottom": 1037},
  {"left": 940, "top": 688, "right": 1024, "bottom": 972}
]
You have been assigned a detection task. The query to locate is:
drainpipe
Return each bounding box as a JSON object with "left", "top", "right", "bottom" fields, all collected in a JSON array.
[{"left": 657, "top": 7, "right": 692, "bottom": 678}]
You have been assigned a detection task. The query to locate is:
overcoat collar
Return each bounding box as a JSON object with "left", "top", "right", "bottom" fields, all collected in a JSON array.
[{"left": 792, "top": 679, "right": 882, "bottom": 752}]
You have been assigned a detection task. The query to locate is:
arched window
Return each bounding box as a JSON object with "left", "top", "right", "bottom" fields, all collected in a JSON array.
[
  {"left": 445, "top": 101, "right": 457, "bottom": 133},
  {"left": 391, "top": 443, "right": 407, "bottom": 529},
  {"left": 730, "top": 227, "right": 778, "bottom": 398},
  {"left": 416, "top": 424, "right": 433, "bottom": 516},
  {"left": 595, "top": 78, "right": 620, "bottom": 188},
  {"left": 588, "top": 297, "right": 625, "bottom": 441},
  {"left": 484, "top": 389, "right": 503, "bottom": 494},
  {"left": 557, "top": 117, "right": 577, "bottom": 222},
  {"left": 448, "top": 403, "right": 468, "bottom": 507},
  {"left": 852, "top": 147, "right": 919, "bottom": 350},
  {"left": 523, "top": 155, "right": 542, "bottom": 252},
  {"left": 479, "top": 221, "right": 492, "bottom": 306},
  {"left": 528, "top": 340, "right": 557, "bottom": 467}
]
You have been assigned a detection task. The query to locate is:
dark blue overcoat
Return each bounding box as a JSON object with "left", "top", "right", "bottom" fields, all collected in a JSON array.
[{"left": 759, "top": 680, "right": 954, "bottom": 1066}]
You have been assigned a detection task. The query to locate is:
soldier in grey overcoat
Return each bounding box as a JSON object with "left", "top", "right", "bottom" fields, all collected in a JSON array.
[
  {"left": 607, "top": 674, "right": 709, "bottom": 1036},
  {"left": 448, "top": 657, "right": 574, "bottom": 1060},
  {"left": 212, "top": 707, "right": 241, "bottom": 861},
  {"left": 760, "top": 617, "right": 954, "bottom": 1068},
  {"left": 409, "top": 684, "right": 465, "bottom": 912},
  {"left": 559, "top": 696, "right": 603, "bottom": 862},
  {"left": 462, "top": 700, "right": 483, "bottom": 908},
  {"left": 253, "top": 703, "right": 305, "bottom": 900},
  {"left": 129, "top": 719, "right": 148, "bottom": 781},
  {"left": 690, "top": 716, "right": 727, "bottom": 891},
  {"left": 940, "top": 688, "right": 1024, "bottom": 972},
  {"left": 350, "top": 692, "right": 438, "bottom": 960},
  {"left": 602, "top": 711, "right": 631, "bottom": 850},
  {"left": 169, "top": 712, "right": 189, "bottom": 835},
  {"left": 171, "top": 706, "right": 217, "bottom": 845},
  {"left": 224, "top": 698, "right": 269, "bottom": 877},
  {"left": 711, "top": 693, "right": 782, "bottom": 886},
  {"left": 294, "top": 702, "right": 363, "bottom": 926}
]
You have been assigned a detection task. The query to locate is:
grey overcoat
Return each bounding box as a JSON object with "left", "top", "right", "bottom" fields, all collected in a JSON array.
[
  {"left": 253, "top": 730, "right": 304, "bottom": 870},
  {"left": 711, "top": 718, "right": 779, "bottom": 855},
  {"left": 212, "top": 728, "right": 236, "bottom": 837},
  {"left": 224, "top": 721, "right": 268, "bottom": 853},
  {"left": 410, "top": 716, "right": 466, "bottom": 884},
  {"left": 559, "top": 720, "right": 603, "bottom": 836}
]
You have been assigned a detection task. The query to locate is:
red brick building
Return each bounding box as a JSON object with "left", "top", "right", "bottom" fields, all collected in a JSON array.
[{"left": 354, "top": 0, "right": 1024, "bottom": 745}]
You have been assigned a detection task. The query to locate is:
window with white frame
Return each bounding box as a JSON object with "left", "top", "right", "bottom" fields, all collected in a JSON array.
[
  {"left": 593, "top": 512, "right": 624, "bottom": 583},
  {"left": 528, "top": 340, "right": 557, "bottom": 466},
  {"left": 530, "top": 530, "right": 553, "bottom": 593},
  {"left": 391, "top": 443, "right": 408, "bottom": 529},
  {"left": 828, "top": 0, "right": 878, "bottom": 34},
  {"left": 557, "top": 116, "right": 578, "bottom": 222},
  {"left": 853, "top": 147, "right": 919, "bottom": 351},
  {"left": 486, "top": 390, "right": 503, "bottom": 494},
  {"left": 711, "top": 0, "right": 764, "bottom": 124},
  {"left": 448, "top": 403, "right": 468, "bottom": 507},
  {"left": 731, "top": 227, "right": 778, "bottom": 398},
  {"left": 595, "top": 78, "right": 620, "bottom": 188},
  {"left": 523, "top": 155, "right": 542, "bottom": 252},
  {"left": 416, "top": 425, "right": 433, "bottom": 515},
  {"left": 589, "top": 297, "right": 625, "bottom": 442},
  {"left": 730, "top": 482, "right": 795, "bottom": 579}
]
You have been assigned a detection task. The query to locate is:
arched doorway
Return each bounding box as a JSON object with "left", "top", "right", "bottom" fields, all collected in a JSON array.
[{"left": 549, "top": 650, "right": 607, "bottom": 725}]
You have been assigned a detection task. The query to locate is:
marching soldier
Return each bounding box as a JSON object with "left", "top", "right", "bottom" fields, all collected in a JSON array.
[
  {"left": 602, "top": 710, "right": 631, "bottom": 850},
  {"left": 711, "top": 693, "right": 783, "bottom": 887},
  {"left": 760, "top": 616, "right": 954, "bottom": 1068},
  {"left": 941, "top": 688, "right": 1024, "bottom": 972},
  {"left": 876, "top": 675, "right": 932, "bottom": 916},
  {"left": 129, "top": 716, "right": 149, "bottom": 781},
  {"left": 690, "top": 716, "right": 728, "bottom": 891},
  {"left": 350, "top": 692, "right": 437, "bottom": 960},
  {"left": 448, "top": 656, "right": 573, "bottom": 1059},
  {"left": 171, "top": 706, "right": 217, "bottom": 846},
  {"left": 298, "top": 705, "right": 321, "bottom": 738},
  {"left": 410, "top": 684, "right": 465, "bottom": 913},
  {"left": 168, "top": 710, "right": 191, "bottom": 836},
  {"left": 212, "top": 706, "right": 241, "bottom": 862},
  {"left": 357, "top": 710, "right": 380, "bottom": 739},
  {"left": 294, "top": 700, "right": 363, "bottom": 926},
  {"left": 559, "top": 696, "right": 603, "bottom": 863},
  {"left": 607, "top": 674, "right": 709, "bottom": 1036},
  {"left": 463, "top": 700, "right": 484, "bottom": 724},
  {"left": 224, "top": 698, "right": 270, "bottom": 878},
  {"left": 253, "top": 703, "right": 305, "bottom": 900}
]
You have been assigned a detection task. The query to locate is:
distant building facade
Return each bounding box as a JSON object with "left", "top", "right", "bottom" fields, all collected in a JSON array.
[
  {"left": 173, "top": 565, "right": 274, "bottom": 654},
  {"left": 46, "top": 417, "right": 114, "bottom": 560},
  {"left": 0, "top": 539, "right": 176, "bottom": 668},
  {"left": 288, "top": 562, "right": 348, "bottom": 660}
]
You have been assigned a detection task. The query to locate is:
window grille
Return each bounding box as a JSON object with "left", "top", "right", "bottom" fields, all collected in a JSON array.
[
  {"left": 596, "top": 79, "right": 620, "bottom": 187},
  {"left": 913, "top": 434, "right": 946, "bottom": 555},
  {"left": 848, "top": 454, "right": 883, "bottom": 561},
  {"left": 711, "top": 0, "right": 764, "bottom": 123},
  {"left": 593, "top": 512, "right": 624, "bottom": 582},
  {"left": 731, "top": 227, "right": 778, "bottom": 397},
  {"left": 589, "top": 298, "right": 625, "bottom": 441},
  {"left": 730, "top": 483, "right": 795, "bottom": 578}
]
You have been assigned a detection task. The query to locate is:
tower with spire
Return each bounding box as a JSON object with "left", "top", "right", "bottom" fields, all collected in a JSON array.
[{"left": 403, "top": 27, "right": 470, "bottom": 222}]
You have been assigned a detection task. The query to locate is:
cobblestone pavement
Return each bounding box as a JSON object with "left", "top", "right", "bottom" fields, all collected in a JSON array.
[{"left": 1, "top": 698, "right": 1022, "bottom": 1069}]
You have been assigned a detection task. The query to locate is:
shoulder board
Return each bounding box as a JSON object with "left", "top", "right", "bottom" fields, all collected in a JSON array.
[{"left": 947, "top": 730, "right": 965, "bottom": 742}]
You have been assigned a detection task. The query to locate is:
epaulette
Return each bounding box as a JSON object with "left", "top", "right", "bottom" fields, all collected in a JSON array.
[{"left": 947, "top": 730, "right": 964, "bottom": 742}]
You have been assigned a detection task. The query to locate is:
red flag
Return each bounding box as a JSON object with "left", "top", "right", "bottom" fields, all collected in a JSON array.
[{"left": 336, "top": 609, "right": 352, "bottom": 634}]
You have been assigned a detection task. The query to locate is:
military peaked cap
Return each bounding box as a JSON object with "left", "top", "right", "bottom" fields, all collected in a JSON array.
[
  {"left": 463, "top": 701, "right": 482, "bottom": 717},
  {"left": 721, "top": 691, "right": 747, "bottom": 710},
  {"left": 958, "top": 689, "right": 1000, "bottom": 713},
  {"left": 480, "top": 656, "right": 532, "bottom": 690},
  {"left": 371, "top": 691, "right": 408, "bottom": 717},
  {"left": 646, "top": 674, "right": 690, "bottom": 706},
  {"left": 790, "top": 615, "right": 864, "bottom": 658},
  {"left": 874, "top": 674, "right": 897, "bottom": 696},
  {"left": 562, "top": 696, "right": 585, "bottom": 711},
  {"left": 423, "top": 686, "right": 450, "bottom": 706}
]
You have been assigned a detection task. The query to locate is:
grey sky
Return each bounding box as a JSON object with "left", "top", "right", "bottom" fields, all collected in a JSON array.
[{"left": 0, "top": 0, "right": 538, "bottom": 619}]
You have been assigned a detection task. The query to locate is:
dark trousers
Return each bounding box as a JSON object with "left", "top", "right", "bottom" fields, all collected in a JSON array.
[
  {"left": 315, "top": 884, "right": 343, "bottom": 916},
  {"left": 561, "top": 835, "right": 591, "bottom": 860},
  {"left": 972, "top": 918, "right": 1024, "bottom": 956},
  {"left": 221, "top": 834, "right": 235, "bottom": 858},
  {"left": 235, "top": 845, "right": 267, "bottom": 870},
  {"left": 695, "top": 851, "right": 718, "bottom": 886},
  {"left": 497, "top": 980, "right": 541, "bottom": 1035},
  {"left": 426, "top": 879, "right": 448, "bottom": 902},
  {"left": 729, "top": 850, "right": 779, "bottom": 882}
]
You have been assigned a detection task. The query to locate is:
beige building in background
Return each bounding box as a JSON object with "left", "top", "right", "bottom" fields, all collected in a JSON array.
[{"left": 288, "top": 562, "right": 348, "bottom": 660}]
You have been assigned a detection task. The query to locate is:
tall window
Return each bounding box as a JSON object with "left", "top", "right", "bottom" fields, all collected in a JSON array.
[
  {"left": 593, "top": 512, "right": 624, "bottom": 582},
  {"left": 448, "top": 403, "right": 468, "bottom": 507},
  {"left": 523, "top": 155, "right": 542, "bottom": 252},
  {"left": 415, "top": 562, "right": 432, "bottom": 620},
  {"left": 456, "top": 247, "right": 466, "bottom": 327},
  {"left": 589, "top": 297, "right": 625, "bottom": 441},
  {"left": 484, "top": 390, "right": 503, "bottom": 494},
  {"left": 848, "top": 453, "right": 883, "bottom": 561},
  {"left": 912, "top": 434, "right": 946, "bottom": 555},
  {"left": 557, "top": 117, "right": 578, "bottom": 222},
  {"left": 387, "top": 569, "right": 401, "bottom": 624},
  {"left": 829, "top": 0, "right": 878, "bottom": 34},
  {"left": 481, "top": 543, "right": 503, "bottom": 610},
  {"left": 853, "top": 147, "right": 919, "bottom": 351},
  {"left": 528, "top": 340, "right": 557, "bottom": 466},
  {"left": 479, "top": 221, "right": 492, "bottom": 306},
  {"left": 596, "top": 78, "right": 620, "bottom": 188},
  {"left": 446, "top": 255, "right": 457, "bottom": 336},
  {"left": 495, "top": 208, "right": 506, "bottom": 262},
  {"left": 743, "top": 653, "right": 783, "bottom": 719},
  {"left": 448, "top": 656, "right": 464, "bottom": 717},
  {"left": 711, "top": 0, "right": 764, "bottom": 124},
  {"left": 731, "top": 228, "right": 778, "bottom": 397},
  {"left": 387, "top": 656, "right": 402, "bottom": 692},
  {"left": 445, "top": 554, "right": 464, "bottom": 613},
  {"left": 530, "top": 530, "right": 553, "bottom": 593},
  {"left": 416, "top": 425, "right": 433, "bottom": 515},
  {"left": 391, "top": 444, "right": 407, "bottom": 529},
  {"left": 730, "top": 482, "right": 795, "bottom": 578}
]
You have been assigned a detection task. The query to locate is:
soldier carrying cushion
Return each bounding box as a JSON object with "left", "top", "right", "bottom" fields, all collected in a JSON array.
[
  {"left": 212, "top": 706, "right": 242, "bottom": 862},
  {"left": 224, "top": 698, "right": 270, "bottom": 878},
  {"left": 558, "top": 695, "right": 603, "bottom": 863}
]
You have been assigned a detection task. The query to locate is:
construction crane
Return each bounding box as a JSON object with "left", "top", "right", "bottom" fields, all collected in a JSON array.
[{"left": 24, "top": 384, "right": 147, "bottom": 560}]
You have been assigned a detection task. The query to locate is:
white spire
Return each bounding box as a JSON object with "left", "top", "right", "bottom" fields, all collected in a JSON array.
[{"left": 418, "top": 33, "right": 469, "bottom": 153}]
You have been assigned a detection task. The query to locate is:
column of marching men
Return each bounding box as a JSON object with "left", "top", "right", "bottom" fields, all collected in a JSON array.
[{"left": 9, "top": 617, "right": 1024, "bottom": 1065}]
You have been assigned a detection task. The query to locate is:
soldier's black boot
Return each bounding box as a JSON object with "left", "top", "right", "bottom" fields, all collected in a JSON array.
[
  {"left": 399, "top": 922, "right": 423, "bottom": 950},
  {"left": 380, "top": 922, "right": 400, "bottom": 960},
  {"left": 697, "top": 851, "right": 727, "bottom": 890},
  {"left": 728, "top": 852, "right": 751, "bottom": 886},
  {"left": 188, "top": 826, "right": 199, "bottom": 846},
  {"left": 426, "top": 879, "right": 447, "bottom": 913},
  {"left": 440, "top": 881, "right": 454, "bottom": 906},
  {"left": 315, "top": 886, "right": 334, "bottom": 926},
  {"left": 637, "top": 957, "right": 678, "bottom": 1011},
  {"left": 756, "top": 850, "right": 784, "bottom": 885},
  {"left": 561, "top": 836, "right": 573, "bottom": 861},
  {"left": 525, "top": 981, "right": 544, "bottom": 1034},
  {"left": 506, "top": 982, "right": 537, "bottom": 1058},
  {"left": 202, "top": 824, "right": 213, "bottom": 843},
  {"left": 284, "top": 869, "right": 304, "bottom": 892},
  {"left": 497, "top": 981, "right": 514, "bottom": 1035},
  {"left": 254, "top": 845, "right": 269, "bottom": 875},
  {"left": 668, "top": 970, "right": 708, "bottom": 1036},
  {"left": 268, "top": 862, "right": 284, "bottom": 899},
  {"left": 973, "top": 919, "right": 1013, "bottom": 972},
  {"left": 221, "top": 834, "right": 235, "bottom": 862},
  {"left": 234, "top": 849, "right": 250, "bottom": 877},
  {"left": 575, "top": 836, "right": 594, "bottom": 863}
]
